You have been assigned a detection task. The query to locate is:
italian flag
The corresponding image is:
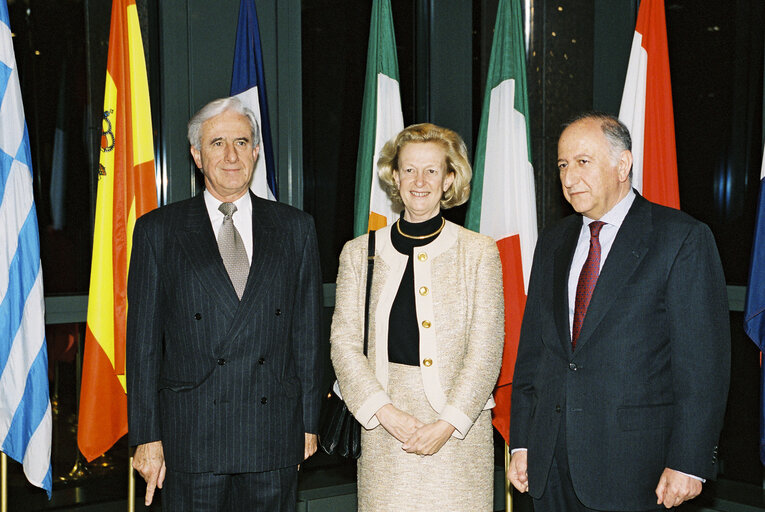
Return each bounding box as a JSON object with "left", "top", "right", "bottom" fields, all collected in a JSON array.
[
  {"left": 465, "top": 0, "right": 538, "bottom": 444},
  {"left": 353, "top": 0, "right": 404, "bottom": 236},
  {"left": 618, "top": 0, "right": 680, "bottom": 208},
  {"left": 78, "top": 0, "right": 158, "bottom": 461}
]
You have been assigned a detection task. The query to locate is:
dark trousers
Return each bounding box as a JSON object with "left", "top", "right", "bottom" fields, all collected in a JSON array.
[
  {"left": 161, "top": 465, "right": 299, "bottom": 512},
  {"left": 533, "top": 423, "right": 666, "bottom": 512}
]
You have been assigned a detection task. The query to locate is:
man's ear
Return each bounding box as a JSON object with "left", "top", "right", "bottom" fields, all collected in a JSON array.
[
  {"left": 190, "top": 146, "right": 203, "bottom": 169},
  {"left": 618, "top": 149, "right": 633, "bottom": 182}
]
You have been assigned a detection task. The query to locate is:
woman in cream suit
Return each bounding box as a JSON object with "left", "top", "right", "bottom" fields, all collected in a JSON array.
[{"left": 330, "top": 123, "right": 504, "bottom": 511}]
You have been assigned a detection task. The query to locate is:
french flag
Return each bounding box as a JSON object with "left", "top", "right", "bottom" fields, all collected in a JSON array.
[
  {"left": 745, "top": 149, "right": 765, "bottom": 464},
  {"left": 230, "top": 0, "right": 277, "bottom": 201}
]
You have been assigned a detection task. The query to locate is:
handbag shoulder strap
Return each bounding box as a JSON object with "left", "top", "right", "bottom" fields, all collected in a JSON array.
[{"left": 363, "top": 230, "right": 376, "bottom": 356}]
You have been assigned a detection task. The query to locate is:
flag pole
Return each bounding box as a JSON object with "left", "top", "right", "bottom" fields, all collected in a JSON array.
[
  {"left": 504, "top": 443, "right": 512, "bottom": 511},
  {"left": 127, "top": 455, "right": 135, "bottom": 512},
  {"left": 1, "top": 452, "right": 7, "bottom": 512}
]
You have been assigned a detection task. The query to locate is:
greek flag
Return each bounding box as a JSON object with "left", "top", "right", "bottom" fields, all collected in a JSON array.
[{"left": 0, "top": 0, "right": 53, "bottom": 497}]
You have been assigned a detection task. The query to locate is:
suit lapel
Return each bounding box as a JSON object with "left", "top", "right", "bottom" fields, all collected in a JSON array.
[
  {"left": 573, "top": 195, "right": 652, "bottom": 352},
  {"left": 553, "top": 218, "right": 581, "bottom": 354},
  {"left": 176, "top": 194, "right": 240, "bottom": 315}
]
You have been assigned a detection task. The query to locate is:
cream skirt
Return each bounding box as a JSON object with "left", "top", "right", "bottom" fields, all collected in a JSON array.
[{"left": 357, "top": 362, "right": 494, "bottom": 512}]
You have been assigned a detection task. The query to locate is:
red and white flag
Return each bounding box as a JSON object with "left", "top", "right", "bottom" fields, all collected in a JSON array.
[{"left": 619, "top": 0, "right": 680, "bottom": 208}]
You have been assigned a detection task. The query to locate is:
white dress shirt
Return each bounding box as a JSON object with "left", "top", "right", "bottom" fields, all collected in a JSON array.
[
  {"left": 203, "top": 190, "right": 253, "bottom": 264},
  {"left": 567, "top": 189, "right": 636, "bottom": 336}
]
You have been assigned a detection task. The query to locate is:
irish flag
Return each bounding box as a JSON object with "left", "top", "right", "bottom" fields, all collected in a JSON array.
[
  {"left": 618, "top": 0, "right": 680, "bottom": 208},
  {"left": 78, "top": 0, "right": 158, "bottom": 461},
  {"left": 465, "top": 0, "right": 538, "bottom": 444},
  {"left": 353, "top": 0, "right": 404, "bottom": 236}
]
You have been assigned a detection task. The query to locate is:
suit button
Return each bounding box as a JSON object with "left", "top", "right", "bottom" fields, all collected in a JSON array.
[
  {"left": 555, "top": 405, "right": 561, "bottom": 413},
  {"left": 275, "top": 309, "right": 281, "bottom": 316},
  {"left": 261, "top": 397, "right": 268, "bottom": 404},
  {"left": 217, "top": 358, "right": 226, "bottom": 365},
  {"left": 417, "top": 252, "right": 428, "bottom": 262},
  {"left": 569, "top": 362, "right": 577, "bottom": 371},
  {"left": 422, "top": 358, "right": 433, "bottom": 367},
  {"left": 258, "top": 357, "right": 265, "bottom": 365},
  {"left": 421, "top": 320, "right": 431, "bottom": 328},
  {"left": 194, "top": 313, "right": 202, "bottom": 320},
  {"left": 418, "top": 286, "right": 429, "bottom": 296}
]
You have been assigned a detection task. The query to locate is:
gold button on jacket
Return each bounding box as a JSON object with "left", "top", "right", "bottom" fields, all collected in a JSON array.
[{"left": 422, "top": 358, "right": 433, "bottom": 367}]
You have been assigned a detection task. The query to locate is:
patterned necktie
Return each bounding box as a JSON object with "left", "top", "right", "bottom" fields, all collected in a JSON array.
[
  {"left": 217, "top": 202, "right": 249, "bottom": 299},
  {"left": 572, "top": 221, "right": 606, "bottom": 349}
]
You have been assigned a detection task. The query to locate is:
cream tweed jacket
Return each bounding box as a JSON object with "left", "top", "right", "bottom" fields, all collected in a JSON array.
[{"left": 330, "top": 221, "right": 504, "bottom": 438}]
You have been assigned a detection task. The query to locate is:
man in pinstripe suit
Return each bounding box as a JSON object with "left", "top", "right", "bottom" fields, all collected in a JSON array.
[{"left": 126, "top": 97, "right": 323, "bottom": 511}]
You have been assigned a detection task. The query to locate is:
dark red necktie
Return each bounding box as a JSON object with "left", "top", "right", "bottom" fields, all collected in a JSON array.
[{"left": 572, "top": 221, "right": 606, "bottom": 349}]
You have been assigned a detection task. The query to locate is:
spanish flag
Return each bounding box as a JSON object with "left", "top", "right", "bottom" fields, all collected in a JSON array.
[{"left": 77, "top": 0, "right": 157, "bottom": 462}]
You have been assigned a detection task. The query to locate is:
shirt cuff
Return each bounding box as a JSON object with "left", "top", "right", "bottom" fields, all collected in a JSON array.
[
  {"left": 673, "top": 469, "right": 705, "bottom": 483},
  {"left": 511, "top": 448, "right": 528, "bottom": 455}
]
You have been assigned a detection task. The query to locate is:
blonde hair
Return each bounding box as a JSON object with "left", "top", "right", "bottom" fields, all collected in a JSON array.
[{"left": 377, "top": 123, "right": 472, "bottom": 209}]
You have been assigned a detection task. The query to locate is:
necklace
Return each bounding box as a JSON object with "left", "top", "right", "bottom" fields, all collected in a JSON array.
[{"left": 396, "top": 217, "right": 445, "bottom": 240}]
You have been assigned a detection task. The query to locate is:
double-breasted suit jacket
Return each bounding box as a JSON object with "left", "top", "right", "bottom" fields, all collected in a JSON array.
[
  {"left": 126, "top": 191, "right": 323, "bottom": 474},
  {"left": 510, "top": 193, "right": 730, "bottom": 511}
]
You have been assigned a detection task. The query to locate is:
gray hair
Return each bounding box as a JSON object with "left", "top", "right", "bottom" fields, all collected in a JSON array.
[
  {"left": 187, "top": 96, "right": 260, "bottom": 150},
  {"left": 563, "top": 111, "right": 632, "bottom": 178}
]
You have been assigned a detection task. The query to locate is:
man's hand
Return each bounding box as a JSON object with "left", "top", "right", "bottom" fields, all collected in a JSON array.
[
  {"left": 401, "top": 420, "right": 454, "bottom": 456},
  {"left": 655, "top": 468, "right": 702, "bottom": 509},
  {"left": 304, "top": 433, "right": 318, "bottom": 460},
  {"left": 132, "top": 441, "right": 166, "bottom": 506},
  {"left": 508, "top": 450, "right": 529, "bottom": 493},
  {"left": 375, "top": 404, "right": 424, "bottom": 443}
]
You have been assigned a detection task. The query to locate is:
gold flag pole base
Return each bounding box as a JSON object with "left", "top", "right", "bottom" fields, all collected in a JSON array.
[
  {"left": 61, "top": 455, "right": 90, "bottom": 482},
  {"left": 505, "top": 443, "right": 512, "bottom": 512},
  {"left": 128, "top": 455, "right": 135, "bottom": 512},
  {"left": 2, "top": 452, "right": 7, "bottom": 512}
]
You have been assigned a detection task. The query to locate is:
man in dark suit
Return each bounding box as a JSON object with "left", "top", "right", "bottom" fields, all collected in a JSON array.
[
  {"left": 507, "top": 112, "right": 730, "bottom": 511},
  {"left": 127, "top": 97, "right": 323, "bottom": 511}
]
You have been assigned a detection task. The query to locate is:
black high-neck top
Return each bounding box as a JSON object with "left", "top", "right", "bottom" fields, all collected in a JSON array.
[{"left": 388, "top": 213, "right": 444, "bottom": 366}]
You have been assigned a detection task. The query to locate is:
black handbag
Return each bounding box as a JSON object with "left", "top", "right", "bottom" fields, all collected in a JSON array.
[{"left": 318, "top": 230, "right": 375, "bottom": 459}]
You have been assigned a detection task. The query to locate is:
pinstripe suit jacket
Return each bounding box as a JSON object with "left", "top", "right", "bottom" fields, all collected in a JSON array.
[{"left": 126, "top": 191, "right": 323, "bottom": 474}]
